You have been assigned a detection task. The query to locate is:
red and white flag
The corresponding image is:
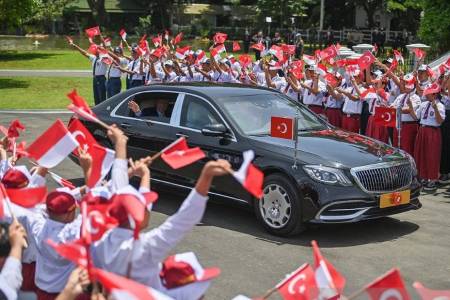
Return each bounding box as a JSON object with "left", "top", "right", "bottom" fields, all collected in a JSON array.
[
  {"left": 81, "top": 199, "right": 118, "bottom": 245},
  {"left": 303, "top": 54, "right": 317, "bottom": 66},
  {"left": 175, "top": 46, "right": 191, "bottom": 59},
  {"left": 68, "top": 104, "right": 102, "bottom": 125},
  {"left": 311, "top": 240, "right": 346, "bottom": 299},
  {"left": 103, "top": 37, "right": 111, "bottom": 47},
  {"left": 27, "top": 119, "right": 79, "bottom": 168},
  {"left": 232, "top": 41, "right": 241, "bottom": 52},
  {"left": 92, "top": 268, "right": 173, "bottom": 300},
  {"left": 213, "top": 32, "right": 228, "bottom": 45},
  {"left": 5, "top": 186, "right": 47, "bottom": 208},
  {"left": 67, "top": 89, "right": 96, "bottom": 117},
  {"left": 413, "top": 282, "right": 450, "bottom": 300},
  {"left": 239, "top": 54, "right": 253, "bottom": 68},
  {"left": 50, "top": 172, "right": 76, "bottom": 190},
  {"left": 172, "top": 32, "right": 183, "bottom": 45},
  {"left": 360, "top": 87, "right": 377, "bottom": 100},
  {"left": 269, "top": 45, "right": 284, "bottom": 62},
  {"left": 119, "top": 29, "right": 127, "bottom": 40},
  {"left": 277, "top": 263, "right": 319, "bottom": 300},
  {"left": 87, "top": 144, "right": 115, "bottom": 188},
  {"left": 68, "top": 117, "right": 98, "bottom": 154},
  {"left": 282, "top": 44, "right": 296, "bottom": 56},
  {"left": 250, "top": 42, "right": 265, "bottom": 52},
  {"left": 47, "top": 238, "right": 88, "bottom": 268},
  {"left": 319, "top": 45, "right": 338, "bottom": 62},
  {"left": 412, "top": 48, "right": 426, "bottom": 60},
  {"left": 374, "top": 107, "right": 397, "bottom": 128},
  {"left": 271, "top": 116, "right": 294, "bottom": 140},
  {"left": 393, "top": 50, "right": 404, "bottom": 65},
  {"left": 233, "top": 150, "right": 264, "bottom": 199},
  {"left": 152, "top": 35, "right": 162, "bottom": 47},
  {"left": 365, "top": 269, "right": 410, "bottom": 300},
  {"left": 358, "top": 50, "right": 376, "bottom": 71},
  {"left": 211, "top": 44, "right": 226, "bottom": 60},
  {"left": 7, "top": 120, "right": 25, "bottom": 138},
  {"left": 85, "top": 26, "right": 101, "bottom": 38},
  {"left": 160, "top": 137, "right": 205, "bottom": 170},
  {"left": 88, "top": 43, "right": 98, "bottom": 55}
]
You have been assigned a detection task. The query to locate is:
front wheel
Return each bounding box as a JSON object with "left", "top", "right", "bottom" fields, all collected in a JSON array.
[{"left": 254, "top": 173, "right": 306, "bottom": 236}]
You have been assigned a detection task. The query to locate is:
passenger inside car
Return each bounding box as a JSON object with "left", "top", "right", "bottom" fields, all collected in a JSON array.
[
  {"left": 128, "top": 98, "right": 173, "bottom": 122},
  {"left": 184, "top": 101, "right": 220, "bottom": 130}
]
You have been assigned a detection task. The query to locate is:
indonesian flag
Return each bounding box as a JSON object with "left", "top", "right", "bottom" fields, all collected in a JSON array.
[
  {"left": 389, "top": 58, "right": 399, "bottom": 72},
  {"left": 47, "top": 239, "right": 89, "bottom": 269},
  {"left": 360, "top": 87, "right": 377, "bottom": 100},
  {"left": 271, "top": 116, "right": 294, "bottom": 140},
  {"left": 316, "top": 64, "right": 328, "bottom": 77},
  {"left": 87, "top": 144, "right": 115, "bottom": 188},
  {"left": 175, "top": 46, "right": 191, "bottom": 59},
  {"left": 119, "top": 29, "right": 127, "bottom": 40},
  {"left": 92, "top": 268, "right": 174, "bottom": 300},
  {"left": 233, "top": 150, "right": 264, "bottom": 199},
  {"left": 152, "top": 35, "right": 162, "bottom": 47},
  {"left": 250, "top": 42, "right": 265, "bottom": 52},
  {"left": 269, "top": 45, "right": 284, "bottom": 62},
  {"left": 8, "top": 141, "right": 28, "bottom": 160},
  {"left": 319, "top": 45, "right": 338, "bottom": 61},
  {"left": 213, "top": 32, "right": 228, "bottom": 45},
  {"left": 358, "top": 50, "right": 376, "bottom": 71},
  {"left": 374, "top": 107, "right": 396, "bottom": 128},
  {"left": 232, "top": 41, "right": 241, "bottom": 52},
  {"left": 161, "top": 137, "right": 205, "bottom": 169},
  {"left": 303, "top": 54, "right": 316, "bottom": 66},
  {"left": 412, "top": 48, "right": 426, "bottom": 60},
  {"left": 4, "top": 186, "right": 47, "bottom": 208},
  {"left": 27, "top": 119, "right": 79, "bottom": 168},
  {"left": 365, "top": 269, "right": 410, "bottom": 300},
  {"left": 311, "top": 240, "right": 346, "bottom": 298},
  {"left": 50, "top": 172, "right": 76, "bottom": 190},
  {"left": 277, "top": 263, "right": 319, "bottom": 300},
  {"left": 85, "top": 26, "right": 101, "bottom": 38},
  {"left": 211, "top": 45, "right": 225, "bottom": 60},
  {"left": 172, "top": 32, "right": 183, "bottom": 45},
  {"left": 195, "top": 50, "right": 206, "bottom": 64},
  {"left": 68, "top": 103, "right": 101, "bottom": 126},
  {"left": 393, "top": 50, "right": 404, "bottom": 64},
  {"left": 103, "top": 37, "right": 111, "bottom": 47},
  {"left": 68, "top": 117, "right": 98, "bottom": 155},
  {"left": 413, "top": 282, "right": 450, "bottom": 300},
  {"left": 239, "top": 54, "right": 253, "bottom": 68}
]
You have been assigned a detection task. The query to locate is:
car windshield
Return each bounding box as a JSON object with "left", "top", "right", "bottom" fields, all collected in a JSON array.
[{"left": 220, "top": 93, "right": 328, "bottom": 136}]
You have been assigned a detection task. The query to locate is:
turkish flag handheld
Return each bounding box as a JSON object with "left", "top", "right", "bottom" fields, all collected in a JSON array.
[
  {"left": 160, "top": 137, "right": 205, "bottom": 169},
  {"left": 172, "top": 32, "right": 183, "bottom": 45},
  {"left": 27, "top": 119, "right": 79, "bottom": 168},
  {"left": 85, "top": 26, "right": 101, "bottom": 38},
  {"left": 119, "top": 29, "right": 127, "bottom": 40},
  {"left": 68, "top": 118, "right": 98, "bottom": 154},
  {"left": 7, "top": 120, "right": 25, "bottom": 138},
  {"left": 67, "top": 89, "right": 96, "bottom": 117},
  {"left": 374, "top": 107, "right": 396, "bottom": 128},
  {"left": 303, "top": 54, "right": 317, "bottom": 66},
  {"left": 365, "top": 269, "right": 410, "bottom": 300},
  {"left": 92, "top": 268, "right": 173, "bottom": 300},
  {"left": 81, "top": 199, "right": 118, "bottom": 245},
  {"left": 233, "top": 150, "right": 264, "bottom": 199},
  {"left": 5, "top": 186, "right": 47, "bottom": 208},
  {"left": 319, "top": 45, "right": 338, "bottom": 61},
  {"left": 412, "top": 48, "right": 426, "bottom": 60},
  {"left": 358, "top": 51, "right": 376, "bottom": 71},
  {"left": 47, "top": 239, "right": 88, "bottom": 268},
  {"left": 311, "top": 240, "right": 346, "bottom": 298},
  {"left": 413, "top": 282, "right": 450, "bottom": 300},
  {"left": 213, "top": 32, "right": 228, "bottom": 44},
  {"left": 87, "top": 144, "right": 115, "bottom": 188},
  {"left": 271, "top": 116, "right": 294, "bottom": 140},
  {"left": 277, "top": 263, "right": 319, "bottom": 300},
  {"left": 233, "top": 41, "right": 241, "bottom": 52},
  {"left": 250, "top": 43, "right": 265, "bottom": 52}
]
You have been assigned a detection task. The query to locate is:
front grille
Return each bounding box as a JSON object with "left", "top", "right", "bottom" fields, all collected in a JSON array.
[{"left": 350, "top": 161, "right": 412, "bottom": 193}]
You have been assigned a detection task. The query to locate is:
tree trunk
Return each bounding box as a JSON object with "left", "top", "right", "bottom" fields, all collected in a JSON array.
[{"left": 87, "top": 0, "right": 107, "bottom": 26}]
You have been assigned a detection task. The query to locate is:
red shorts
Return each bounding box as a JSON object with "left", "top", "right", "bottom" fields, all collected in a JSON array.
[
  {"left": 325, "top": 108, "right": 342, "bottom": 127},
  {"left": 341, "top": 114, "right": 360, "bottom": 133},
  {"left": 414, "top": 126, "right": 442, "bottom": 180},
  {"left": 21, "top": 262, "right": 37, "bottom": 292},
  {"left": 393, "top": 122, "right": 418, "bottom": 156}
]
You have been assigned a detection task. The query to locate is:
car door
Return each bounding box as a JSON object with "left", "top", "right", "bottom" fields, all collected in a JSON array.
[{"left": 173, "top": 93, "right": 253, "bottom": 203}]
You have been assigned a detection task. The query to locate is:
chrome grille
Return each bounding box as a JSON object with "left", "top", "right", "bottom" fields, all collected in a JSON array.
[{"left": 350, "top": 161, "right": 412, "bottom": 193}]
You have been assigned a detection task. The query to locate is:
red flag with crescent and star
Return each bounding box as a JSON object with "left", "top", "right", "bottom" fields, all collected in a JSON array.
[
  {"left": 277, "top": 263, "right": 319, "bottom": 300},
  {"left": 358, "top": 50, "right": 376, "bottom": 71},
  {"left": 271, "top": 117, "right": 294, "bottom": 140},
  {"left": 364, "top": 269, "right": 411, "bottom": 300},
  {"left": 374, "top": 107, "right": 396, "bottom": 128}
]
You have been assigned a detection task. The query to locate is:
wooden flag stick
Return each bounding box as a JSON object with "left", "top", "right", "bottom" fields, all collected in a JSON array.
[{"left": 261, "top": 286, "right": 278, "bottom": 299}]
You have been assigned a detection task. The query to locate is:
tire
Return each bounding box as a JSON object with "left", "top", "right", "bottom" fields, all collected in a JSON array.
[{"left": 254, "top": 173, "right": 306, "bottom": 236}]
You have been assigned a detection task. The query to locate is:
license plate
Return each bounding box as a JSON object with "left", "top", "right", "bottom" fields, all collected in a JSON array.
[{"left": 379, "top": 190, "right": 411, "bottom": 208}]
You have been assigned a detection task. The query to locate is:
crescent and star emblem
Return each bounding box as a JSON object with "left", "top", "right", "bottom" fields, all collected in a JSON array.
[
  {"left": 382, "top": 112, "right": 392, "bottom": 122},
  {"left": 288, "top": 273, "right": 307, "bottom": 295},
  {"left": 87, "top": 211, "right": 105, "bottom": 235},
  {"left": 71, "top": 130, "right": 89, "bottom": 151},
  {"left": 277, "top": 122, "right": 288, "bottom": 134},
  {"left": 379, "top": 288, "right": 404, "bottom": 300}
]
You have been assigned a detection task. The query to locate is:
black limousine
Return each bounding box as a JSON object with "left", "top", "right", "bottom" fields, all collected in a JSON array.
[{"left": 72, "top": 83, "right": 421, "bottom": 236}]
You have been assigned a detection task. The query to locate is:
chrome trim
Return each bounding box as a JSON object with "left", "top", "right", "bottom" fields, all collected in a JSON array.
[
  {"left": 319, "top": 208, "right": 370, "bottom": 221},
  {"left": 350, "top": 160, "right": 412, "bottom": 194},
  {"left": 150, "top": 177, "right": 248, "bottom": 204},
  {"left": 314, "top": 199, "right": 376, "bottom": 220}
]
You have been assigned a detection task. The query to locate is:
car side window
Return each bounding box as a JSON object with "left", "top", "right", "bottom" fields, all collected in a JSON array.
[{"left": 180, "top": 95, "right": 221, "bottom": 130}]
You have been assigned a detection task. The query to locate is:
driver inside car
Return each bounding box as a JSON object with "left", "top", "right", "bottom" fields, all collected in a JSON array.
[{"left": 128, "top": 98, "right": 171, "bottom": 121}]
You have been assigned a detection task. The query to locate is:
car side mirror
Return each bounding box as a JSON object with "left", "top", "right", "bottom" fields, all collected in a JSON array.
[{"left": 201, "top": 124, "right": 228, "bottom": 137}]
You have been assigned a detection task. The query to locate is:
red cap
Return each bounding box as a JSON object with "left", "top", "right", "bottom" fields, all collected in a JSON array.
[
  {"left": 423, "top": 82, "right": 440, "bottom": 96},
  {"left": 1, "top": 167, "right": 30, "bottom": 188},
  {"left": 46, "top": 190, "right": 76, "bottom": 214},
  {"left": 160, "top": 252, "right": 220, "bottom": 289}
]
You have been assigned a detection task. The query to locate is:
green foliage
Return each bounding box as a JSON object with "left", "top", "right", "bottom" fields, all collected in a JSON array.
[
  {"left": 0, "top": 0, "right": 36, "bottom": 28},
  {"left": 256, "top": 0, "right": 317, "bottom": 28},
  {"left": 418, "top": 0, "right": 450, "bottom": 52},
  {"left": 31, "top": 0, "right": 74, "bottom": 21},
  {"left": 135, "top": 15, "right": 152, "bottom": 36}
]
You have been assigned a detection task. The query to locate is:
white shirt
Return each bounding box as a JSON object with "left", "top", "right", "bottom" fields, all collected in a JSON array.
[
  {"left": 284, "top": 85, "right": 300, "bottom": 101},
  {"left": 391, "top": 92, "right": 421, "bottom": 122},
  {"left": 441, "top": 95, "right": 450, "bottom": 110},
  {"left": 89, "top": 54, "right": 107, "bottom": 76},
  {"left": 127, "top": 58, "right": 143, "bottom": 81},
  {"left": 108, "top": 57, "right": 128, "bottom": 78},
  {"left": 416, "top": 100, "right": 446, "bottom": 127},
  {"left": 325, "top": 95, "right": 343, "bottom": 109},
  {"left": 342, "top": 87, "right": 362, "bottom": 114},
  {"left": 0, "top": 257, "right": 22, "bottom": 300},
  {"left": 386, "top": 79, "right": 400, "bottom": 104},
  {"left": 302, "top": 79, "right": 325, "bottom": 106},
  {"left": 91, "top": 189, "right": 208, "bottom": 292}
]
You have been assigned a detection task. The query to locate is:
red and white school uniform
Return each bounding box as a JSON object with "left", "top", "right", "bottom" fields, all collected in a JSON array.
[
  {"left": 283, "top": 83, "right": 301, "bottom": 102},
  {"left": 391, "top": 92, "right": 421, "bottom": 155},
  {"left": 414, "top": 100, "right": 446, "bottom": 180},
  {"left": 341, "top": 87, "right": 362, "bottom": 133},
  {"left": 324, "top": 95, "right": 343, "bottom": 127},
  {"left": 302, "top": 79, "right": 326, "bottom": 114},
  {"left": 366, "top": 95, "right": 389, "bottom": 143}
]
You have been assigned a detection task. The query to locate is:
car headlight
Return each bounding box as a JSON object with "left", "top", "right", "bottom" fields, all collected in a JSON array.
[{"left": 303, "top": 165, "right": 352, "bottom": 186}]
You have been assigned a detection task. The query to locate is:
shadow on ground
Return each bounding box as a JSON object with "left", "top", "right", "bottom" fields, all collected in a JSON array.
[
  {"left": 0, "top": 78, "right": 30, "bottom": 89},
  {"left": 0, "top": 50, "right": 59, "bottom": 61}
]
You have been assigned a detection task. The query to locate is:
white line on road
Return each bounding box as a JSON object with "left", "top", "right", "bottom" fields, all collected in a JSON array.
[{"left": 0, "top": 110, "right": 72, "bottom": 114}]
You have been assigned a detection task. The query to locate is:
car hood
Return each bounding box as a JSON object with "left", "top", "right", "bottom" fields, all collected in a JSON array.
[{"left": 248, "top": 129, "right": 406, "bottom": 169}]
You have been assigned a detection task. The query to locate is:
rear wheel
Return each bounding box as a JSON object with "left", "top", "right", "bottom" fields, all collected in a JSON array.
[{"left": 254, "top": 173, "right": 305, "bottom": 236}]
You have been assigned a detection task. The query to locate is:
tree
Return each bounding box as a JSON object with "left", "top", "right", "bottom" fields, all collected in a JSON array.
[
  {"left": 0, "top": 0, "right": 36, "bottom": 29},
  {"left": 256, "top": 0, "right": 317, "bottom": 29},
  {"left": 86, "top": 0, "right": 107, "bottom": 26},
  {"left": 30, "top": 0, "right": 75, "bottom": 33},
  {"left": 350, "top": 0, "right": 384, "bottom": 29}
]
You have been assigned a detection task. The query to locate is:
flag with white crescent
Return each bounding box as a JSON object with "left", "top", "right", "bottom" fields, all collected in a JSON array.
[
  {"left": 364, "top": 269, "right": 411, "bottom": 300},
  {"left": 271, "top": 116, "right": 294, "bottom": 140},
  {"left": 374, "top": 107, "right": 396, "bottom": 128},
  {"left": 276, "top": 263, "right": 319, "bottom": 300}
]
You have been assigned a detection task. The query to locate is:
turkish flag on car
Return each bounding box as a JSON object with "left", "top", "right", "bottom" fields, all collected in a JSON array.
[
  {"left": 413, "top": 282, "right": 450, "bottom": 300},
  {"left": 85, "top": 26, "right": 101, "bottom": 38},
  {"left": 232, "top": 150, "right": 264, "bottom": 199},
  {"left": 277, "top": 263, "right": 319, "bottom": 300},
  {"left": 358, "top": 50, "right": 376, "bottom": 71},
  {"left": 232, "top": 41, "right": 241, "bottom": 52},
  {"left": 161, "top": 137, "right": 205, "bottom": 169},
  {"left": 374, "top": 107, "right": 396, "bottom": 128},
  {"left": 365, "top": 269, "right": 411, "bottom": 300},
  {"left": 271, "top": 116, "right": 294, "bottom": 140}
]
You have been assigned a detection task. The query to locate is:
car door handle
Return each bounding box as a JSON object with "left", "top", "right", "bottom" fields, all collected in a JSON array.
[
  {"left": 120, "top": 122, "right": 132, "bottom": 129},
  {"left": 176, "top": 133, "right": 189, "bottom": 139}
]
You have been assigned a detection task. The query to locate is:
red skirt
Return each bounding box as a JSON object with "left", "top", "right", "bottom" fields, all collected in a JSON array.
[
  {"left": 309, "top": 105, "right": 324, "bottom": 115},
  {"left": 366, "top": 115, "right": 389, "bottom": 143},
  {"left": 37, "top": 288, "right": 90, "bottom": 300},
  {"left": 325, "top": 108, "right": 342, "bottom": 127},
  {"left": 21, "top": 262, "right": 37, "bottom": 292},
  {"left": 414, "top": 126, "right": 442, "bottom": 180},
  {"left": 393, "top": 122, "right": 418, "bottom": 156},
  {"left": 341, "top": 114, "right": 360, "bottom": 133}
]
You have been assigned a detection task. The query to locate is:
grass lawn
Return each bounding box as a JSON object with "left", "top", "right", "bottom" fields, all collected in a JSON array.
[
  {"left": 0, "top": 77, "right": 96, "bottom": 109},
  {"left": 0, "top": 50, "right": 91, "bottom": 70}
]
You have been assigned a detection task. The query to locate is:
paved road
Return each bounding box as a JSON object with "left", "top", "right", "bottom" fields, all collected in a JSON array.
[
  {"left": 0, "top": 69, "right": 90, "bottom": 77},
  {"left": 2, "top": 112, "right": 450, "bottom": 299}
]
